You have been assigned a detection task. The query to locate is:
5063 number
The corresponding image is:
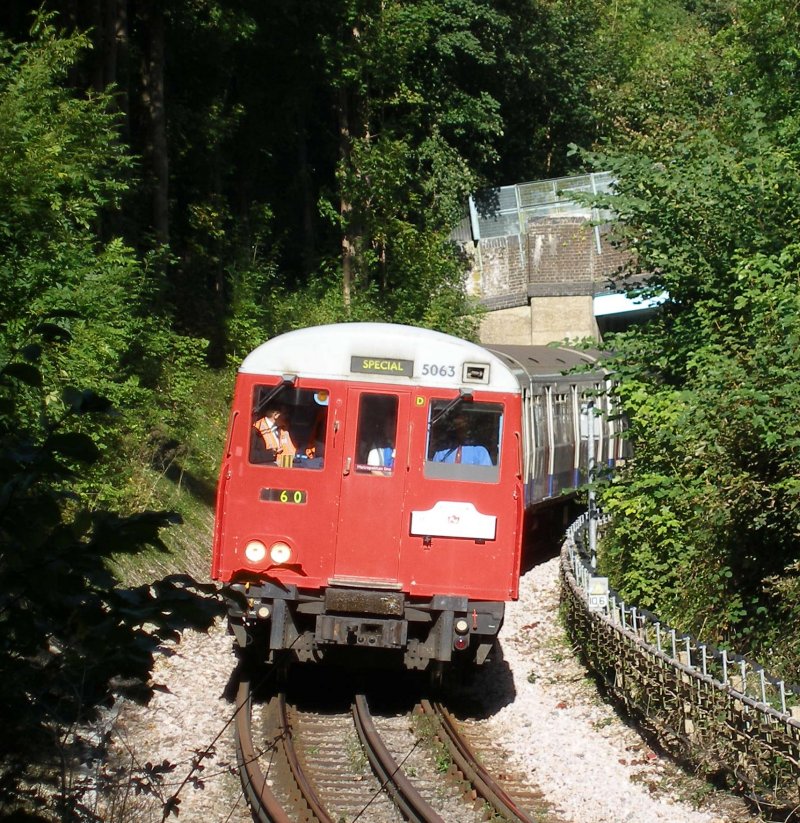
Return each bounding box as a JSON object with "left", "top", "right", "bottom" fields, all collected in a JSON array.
[{"left": 421, "top": 363, "right": 456, "bottom": 378}]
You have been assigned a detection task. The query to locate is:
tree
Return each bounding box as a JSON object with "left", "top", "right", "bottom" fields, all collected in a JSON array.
[
  {"left": 0, "top": 329, "right": 221, "bottom": 819},
  {"left": 0, "top": 16, "right": 131, "bottom": 331},
  {"left": 583, "top": 2, "right": 800, "bottom": 673},
  {"left": 0, "top": 22, "right": 223, "bottom": 816},
  {"left": 586, "top": 0, "right": 731, "bottom": 148},
  {"left": 309, "top": 0, "right": 508, "bottom": 325}
]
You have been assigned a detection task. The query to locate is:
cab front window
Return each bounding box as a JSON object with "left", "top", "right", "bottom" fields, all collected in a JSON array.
[
  {"left": 355, "top": 394, "right": 399, "bottom": 475},
  {"left": 425, "top": 400, "right": 502, "bottom": 482}
]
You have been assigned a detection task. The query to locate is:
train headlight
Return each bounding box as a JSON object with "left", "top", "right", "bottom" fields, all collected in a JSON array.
[
  {"left": 269, "top": 541, "right": 293, "bottom": 565},
  {"left": 244, "top": 540, "right": 267, "bottom": 563},
  {"left": 454, "top": 618, "right": 470, "bottom": 635}
]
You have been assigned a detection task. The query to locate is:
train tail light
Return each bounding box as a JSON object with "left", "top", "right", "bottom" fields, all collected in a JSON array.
[
  {"left": 453, "top": 616, "right": 470, "bottom": 651},
  {"left": 269, "top": 541, "right": 293, "bottom": 565}
]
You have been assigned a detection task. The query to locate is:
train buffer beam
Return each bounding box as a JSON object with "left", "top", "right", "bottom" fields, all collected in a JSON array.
[{"left": 315, "top": 614, "right": 408, "bottom": 648}]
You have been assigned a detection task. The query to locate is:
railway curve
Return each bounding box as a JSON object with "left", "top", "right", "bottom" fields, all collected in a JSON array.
[{"left": 234, "top": 677, "right": 557, "bottom": 822}]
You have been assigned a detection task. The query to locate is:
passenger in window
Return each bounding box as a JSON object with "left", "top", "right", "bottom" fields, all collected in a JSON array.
[
  {"left": 252, "top": 403, "right": 297, "bottom": 466},
  {"left": 432, "top": 413, "right": 492, "bottom": 465},
  {"left": 367, "top": 415, "right": 396, "bottom": 472}
]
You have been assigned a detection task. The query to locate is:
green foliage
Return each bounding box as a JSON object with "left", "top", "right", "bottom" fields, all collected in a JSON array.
[
  {"left": 487, "top": 0, "right": 609, "bottom": 178},
  {"left": 0, "top": 31, "right": 227, "bottom": 816},
  {"left": 0, "top": 16, "right": 130, "bottom": 326},
  {"left": 0, "top": 333, "right": 222, "bottom": 818},
  {"left": 601, "top": 264, "right": 800, "bottom": 650},
  {"left": 0, "top": 16, "right": 226, "bottom": 512},
  {"left": 723, "top": 0, "right": 800, "bottom": 133},
  {"left": 585, "top": 40, "right": 800, "bottom": 673},
  {"left": 316, "top": 0, "right": 505, "bottom": 326},
  {"left": 588, "top": 0, "right": 729, "bottom": 145}
]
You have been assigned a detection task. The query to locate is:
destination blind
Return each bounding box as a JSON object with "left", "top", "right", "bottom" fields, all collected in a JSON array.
[{"left": 350, "top": 355, "right": 414, "bottom": 377}]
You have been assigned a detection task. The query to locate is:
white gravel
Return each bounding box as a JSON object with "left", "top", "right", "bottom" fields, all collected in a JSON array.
[
  {"left": 101, "top": 552, "right": 754, "bottom": 822},
  {"left": 100, "top": 624, "right": 250, "bottom": 822},
  {"left": 469, "top": 554, "right": 750, "bottom": 823}
]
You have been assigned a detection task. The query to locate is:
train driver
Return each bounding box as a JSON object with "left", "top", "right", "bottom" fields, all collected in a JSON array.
[
  {"left": 432, "top": 413, "right": 492, "bottom": 465},
  {"left": 252, "top": 403, "right": 297, "bottom": 466}
]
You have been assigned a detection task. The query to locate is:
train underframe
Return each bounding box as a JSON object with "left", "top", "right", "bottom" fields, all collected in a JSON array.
[{"left": 225, "top": 580, "right": 505, "bottom": 671}]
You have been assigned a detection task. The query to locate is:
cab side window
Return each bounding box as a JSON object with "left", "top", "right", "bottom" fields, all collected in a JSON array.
[{"left": 250, "top": 386, "right": 329, "bottom": 469}]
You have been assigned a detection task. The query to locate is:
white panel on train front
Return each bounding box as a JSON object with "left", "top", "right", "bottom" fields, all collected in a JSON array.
[{"left": 409, "top": 501, "right": 497, "bottom": 540}]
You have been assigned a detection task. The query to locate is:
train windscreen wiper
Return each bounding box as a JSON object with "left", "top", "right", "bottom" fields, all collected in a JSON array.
[
  {"left": 254, "top": 374, "right": 296, "bottom": 417},
  {"left": 428, "top": 389, "right": 473, "bottom": 428}
]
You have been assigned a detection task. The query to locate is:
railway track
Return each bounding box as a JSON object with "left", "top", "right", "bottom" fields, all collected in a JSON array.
[{"left": 234, "top": 677, "right": 555, "bottom": 822}]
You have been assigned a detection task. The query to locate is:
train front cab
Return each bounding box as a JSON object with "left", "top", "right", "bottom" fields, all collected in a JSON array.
[{"left": 212, "top": 326, "right": 525, "bottom": 673}]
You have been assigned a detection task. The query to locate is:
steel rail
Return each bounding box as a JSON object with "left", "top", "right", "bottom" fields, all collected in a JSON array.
[
  {"left": 234, "top": 679, "right": 293, "bottom": 823},
  {"left": 352, "top": 693, "right": 446, "bottom": 823},
  {"left": 275, "top": 693, "right": 334, "bottom": 823},
  {"left": 422, "top": 699, "right": 537, "bottom": 823}
]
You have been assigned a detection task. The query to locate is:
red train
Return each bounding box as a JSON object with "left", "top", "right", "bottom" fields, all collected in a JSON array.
[{"left": 211, "top": 323, "right": 622, "bottom": 675}]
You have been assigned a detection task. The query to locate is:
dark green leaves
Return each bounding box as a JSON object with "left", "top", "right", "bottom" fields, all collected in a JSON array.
[
  {"left": 1, "top": 362, "right": 42, "bottom": 387},
  {"left": 0, "top": 337, "right": 222, "bottom": 815},
  {"left": 61, "top": 387, "right": 114, "bottom": 415},
  {"left": 46, "top": 431, "right": 100, "bottom": 462},
  {"left": 586, "top": 5, "right": 800, "bottom": 679}
]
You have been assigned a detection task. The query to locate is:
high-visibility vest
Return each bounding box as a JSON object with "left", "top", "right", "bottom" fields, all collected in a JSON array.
[{"left": 254, "top": 418, "right": 296, "bottom": 456}]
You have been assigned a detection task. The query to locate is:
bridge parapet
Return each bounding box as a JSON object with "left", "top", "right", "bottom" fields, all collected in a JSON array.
[{"left": 456, "top": 173, "right": 644, "bottom": 345}]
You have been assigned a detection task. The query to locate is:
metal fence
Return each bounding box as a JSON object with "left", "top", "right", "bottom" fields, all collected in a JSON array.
[
  {"left": 451, "top": 171, "right": 615, "bottom": 244},
  {"left": 560, "top": 513, "right": 800, "bottom": 813}
]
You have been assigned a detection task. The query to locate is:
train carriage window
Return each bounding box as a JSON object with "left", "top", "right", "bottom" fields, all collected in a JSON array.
[
  {"left": 551, "top": 393, "right": 572, "bottom": 446},
  {"left": 250, "top": 386, "right": 329, "bottom": 469},
  {"left": 578, "top": 389, "right": 601, "bottom": 473},
  {"left": 355, "top": 394, "right": 398, "bottom": 475},
  {"left": 532, "top": 393, "right": 546, "bottom": 485},
  {"left": 551, "top": 392, "right": 574, "bottom": 490},
  {"left": 425, "top": 400, "right": 502, "bottom": 483}
]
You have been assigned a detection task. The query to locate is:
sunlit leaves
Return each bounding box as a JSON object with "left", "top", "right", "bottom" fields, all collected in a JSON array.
[{"left": 579, "top": 0, "right": 800, "bottom": 678}]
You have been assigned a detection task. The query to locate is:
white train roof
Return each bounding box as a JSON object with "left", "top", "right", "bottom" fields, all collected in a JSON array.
[{"left": 239, "top": 323, "right": 521, "bottom": 392}]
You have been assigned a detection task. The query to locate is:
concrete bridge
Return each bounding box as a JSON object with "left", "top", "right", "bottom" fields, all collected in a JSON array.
[{"left": 454, "top": 172, "right": 661, "bottom": 346}]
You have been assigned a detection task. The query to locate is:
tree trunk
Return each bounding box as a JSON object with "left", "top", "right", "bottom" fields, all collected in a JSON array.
[
  {"left": 84, "top": 0, "right": 128, "bottom": 239},
  {"left": 296, "top": 119, "right": 317, "bottom": 278},
  {"left": 103, "top": 0, "right": 121, "bottom": 93},
  {"left": 90, "top": 0, "right": 104, "bottom": 93},
  {"left": 337, "top": 85, "right": 355, "bottom": 312},
  {"left": 113, "top": 0, "right": 130, "bottom": 142},
  {"left": 140, "top": 1, "right": 169, "bottom": 246}
]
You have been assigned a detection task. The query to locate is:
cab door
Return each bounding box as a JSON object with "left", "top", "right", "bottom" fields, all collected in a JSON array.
[{"left": 332, "top": 389, "right": 409, "bottom": 583}]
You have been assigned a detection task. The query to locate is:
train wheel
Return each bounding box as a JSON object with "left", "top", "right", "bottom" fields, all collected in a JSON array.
[
  {"left": 272, "top": 650, "right": 293, "bottom": 686},
  {"left": 428, "top": 661, "right": 465, "bottom": 695},
  {"left": 429, "top": 662, "right": 445, "bottom": 692}
]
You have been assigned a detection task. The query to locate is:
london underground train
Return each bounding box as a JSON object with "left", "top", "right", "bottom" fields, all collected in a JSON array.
[{"left": 211, "top": 323, "right": 623, "bottom": 675}]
